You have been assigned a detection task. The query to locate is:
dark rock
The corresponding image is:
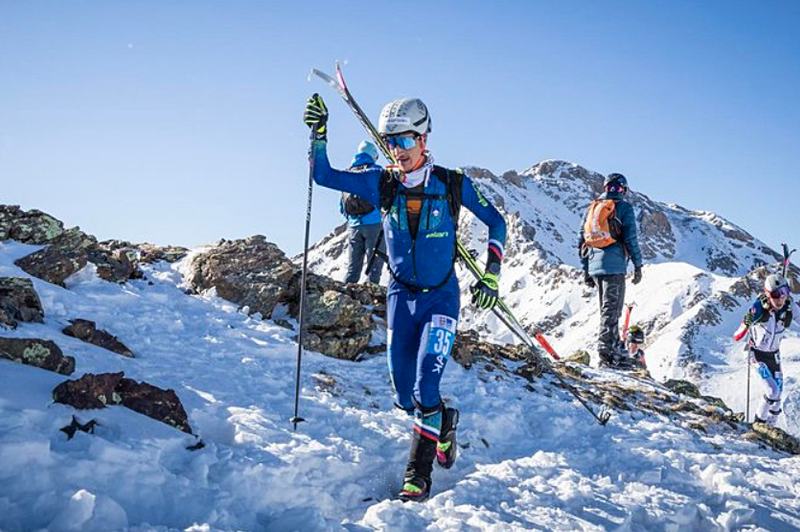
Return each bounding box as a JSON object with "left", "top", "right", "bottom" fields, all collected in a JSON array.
[
  {"left": 97, "top": 239, "right": 188, "bottom": 264},
  {"left": 297, "top": 289, "right": 372, "bottom": 360},
  {"left": 87, "top": 247, "right": 141, "bottom": 283},
  {"left": 0, "top": 205, "right": 64, "bottom": 243},
  {"left": 0, "top": 338, "right": 75, "bottom": 375},
  {"left": 188, "top": 235, "right": 295, "bottom": 319},
  {"left": 62, "top": 319, "right": 134, "bottom": 358},
  {"left": 501, "top": 170, "right": 523, "bottom": 187},
  {"left": 663, "top": 379, "right": 701, "bottom": 399},
  {"left": 565, "top": 350, "right": 591, "bottom": 365},
  {"left": 452, "top": 329, "right": 544, "bottom": 378},
  {"left": 186, "top": 439, "right": 206, "bottom": 451},
  {"left": 14, "top": 228, "right": 97, "bottom": 287},
  {"left": 116, "top": 378, "right": 192, "bottom": 434},
  {"left": 53, "top": 372, "right": 125, "bottom": 409},
  {"left": 0, "top": 277, "right": 44, "bottom": 328},
  {"left": 53, "top": 372, "right": 192, "bottom": 434},
  {"left": 747, "top": 423, "right": 800, "bottom": 455},
  {"left": 638, "top": 208, "right": 676, "bottom": 260}
]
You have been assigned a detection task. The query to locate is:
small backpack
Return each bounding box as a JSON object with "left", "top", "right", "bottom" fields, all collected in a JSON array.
[
  {"left": 583, "top": 199, "right": 622, "bottom": 248},
  {"left": 341, "top": 193, "right": 375, "bottom": 216}
]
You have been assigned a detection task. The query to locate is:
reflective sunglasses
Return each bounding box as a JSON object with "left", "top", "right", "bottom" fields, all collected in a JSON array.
[
  {"left": 383, "top": 135, "right": 417, "bottom": 150},
  {"left": 769, "top": 285, "right": 791, "bottom": 299}
]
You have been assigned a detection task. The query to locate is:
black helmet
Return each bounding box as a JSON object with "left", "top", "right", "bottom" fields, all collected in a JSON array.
[
  {"left": 625, "top": 325, "right": 644, "bottom": 345},
  {"left": 604, "top": 173, "right": 628, "bottom": 195}
]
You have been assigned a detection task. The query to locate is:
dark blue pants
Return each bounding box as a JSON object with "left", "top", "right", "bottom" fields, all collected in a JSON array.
[
  {"left": 387, "top": 285, "right": 459, "bottom": 413},
  {"left": 345, "top": 224, "right": 384, "bottom": 284},
  {"left": 595, "top": 273, "right": 626, "bottom": 361}
]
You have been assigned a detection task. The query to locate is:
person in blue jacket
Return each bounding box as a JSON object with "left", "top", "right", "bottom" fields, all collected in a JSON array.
[
  {"left": 304, "top": 94, "right": 506, "bottom": 502},
  {"left": 340, "top": 140, "right": 385, "bottom": 284},
  {"left": 578, "top": 173, "right": 644, "bottom": 367}
]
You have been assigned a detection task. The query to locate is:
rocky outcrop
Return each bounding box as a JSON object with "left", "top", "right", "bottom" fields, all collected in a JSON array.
[
  {"left": 88, "top": 247, "right": 141, "bottom": 283},
  {"left": 2, "top": 206, "right": 188, "bottom": 285},
  {"left": 637, "top": 207, "right": 676, "bottom": 260},
  {"left": 0, "top": 338, "right": 75, "bottom": 375},
  {"left": 98, "top": 240, "right": 189, "bottom": 264},
  {"left": 14, "top": 228, "right": 97, "bottom": 287},
  {"left": 53, "top": 372, "right": 192, "bottom": 434},
  {"left": 188, "top": 236, "right": 296, "bottom": 319},
  {"left": 452, "top": 329, "right": 544, "bottom": 380},
  {"left": 0, "top": 205, "right": 64, "bottom": 243},
  {"left": 290, "top": 287, "right": 373, "bottom": 361},
  {"left": 0, "top": 277, "right": 44, "bottom": 328},
  {"left": 62, "top": 319, "right": 134, "bottom": 358},
  {"left": 188, "top": 235, "right": 384, "bottom": 361},
  {"left": 745, "top": 423, "right": 800, "bottom": 455}
]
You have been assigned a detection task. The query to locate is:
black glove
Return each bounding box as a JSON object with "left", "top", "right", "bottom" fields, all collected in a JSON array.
[
  {"left": 583, "top": 272, "right": 595, "bottom": 288},
  {"left": 632, "top": 267, "right": 642, "bottom": 285},
  {"left": 304, "top": 93, "right": 328, "bottom": 141}
]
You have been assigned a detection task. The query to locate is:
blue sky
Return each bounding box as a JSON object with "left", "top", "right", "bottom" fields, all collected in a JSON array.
[{"left": 1, "top": 1, "right": 798, "bottom": 261}]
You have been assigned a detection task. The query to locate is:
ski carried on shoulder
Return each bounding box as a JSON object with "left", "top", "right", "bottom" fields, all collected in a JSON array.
[
  {"left": 311, "top": 62, "right": 610, "bottom": 426},
  {"left": 310, "top": 63, "right": 396, "bottom": 164}
]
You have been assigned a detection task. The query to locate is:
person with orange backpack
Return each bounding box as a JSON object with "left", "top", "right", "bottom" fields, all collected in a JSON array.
[{"left": 578, "top": 173, "right": 644, "bottom": 367}]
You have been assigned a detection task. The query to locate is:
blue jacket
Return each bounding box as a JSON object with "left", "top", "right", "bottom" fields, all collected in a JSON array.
[
  {"left": 312, "top": 140, "right": 506, "bottom": 294},
  {"left": 340, "top": 156, "right": 382, "bottom": 227},
  {"left": 578, "top": 192, "right": 643, "bottom": 276}
]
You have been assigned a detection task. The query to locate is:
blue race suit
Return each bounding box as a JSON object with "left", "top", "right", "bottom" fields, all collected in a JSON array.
[{"left": 310, "top": 139, "right": 506, "bottom": 413}]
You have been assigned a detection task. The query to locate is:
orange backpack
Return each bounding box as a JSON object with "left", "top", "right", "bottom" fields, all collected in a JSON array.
[{"left": 583, "top": 199, "right": 621, "bottom": 248}]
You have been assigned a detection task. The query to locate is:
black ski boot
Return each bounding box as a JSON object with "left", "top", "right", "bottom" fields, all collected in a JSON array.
[
  {"left": 398, "top": 406, "right": 439, "bottom": 502},
  {"left": 398, "top": 475, "right": 431, "bottom": 502},
  {"left": 436, "top": 407, "right": 459, "bottom": 469},
  {"left": 598, "top": 352, "right": 617, "bottom": 368}
]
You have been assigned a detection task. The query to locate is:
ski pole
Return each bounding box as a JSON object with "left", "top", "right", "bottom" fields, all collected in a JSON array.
[
  {"left": 746, "top": 339, "right": 751, "bottom": 423},
  {"left": 290, "top": 126, "right": 316, "bottom": 430}
]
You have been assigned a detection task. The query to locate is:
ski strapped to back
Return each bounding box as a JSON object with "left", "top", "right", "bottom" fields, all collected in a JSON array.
[
  {"left": 311, "top": 62, "right": 611, "bottom": 426},
  {"left": 782, "top": 243, "right": 796, "bottom": 278}
]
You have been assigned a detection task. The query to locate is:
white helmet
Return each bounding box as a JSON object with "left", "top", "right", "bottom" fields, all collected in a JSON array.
[
  {"left": 765, "top": 273, "right": 790, "bottom": 297},
  {"left": 378, "top": 98, "right": 431, "bottom": 136}
]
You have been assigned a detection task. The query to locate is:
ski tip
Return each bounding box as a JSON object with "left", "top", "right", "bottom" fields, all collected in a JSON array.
[{"left": 290, "top": 416, "right": 306, "bottom": 430}]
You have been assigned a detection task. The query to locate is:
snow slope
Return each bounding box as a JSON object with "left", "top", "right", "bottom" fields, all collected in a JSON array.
[{"left": 2, "top": 235, "right": 800, "bottom": 530}]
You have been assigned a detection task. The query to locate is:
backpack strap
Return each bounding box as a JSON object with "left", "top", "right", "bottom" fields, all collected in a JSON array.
[
  {"left": 431, "top": 165, "right": 463, "bottom": 223},
  {"left": 378, "top": 169, "right": 398, "bottom": 213},
  {"left": 369, "top": 166, "right": 463, "bottom": 293},
  {"left": 755, "top": 294, "right": 793, "bottom": 327}
]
